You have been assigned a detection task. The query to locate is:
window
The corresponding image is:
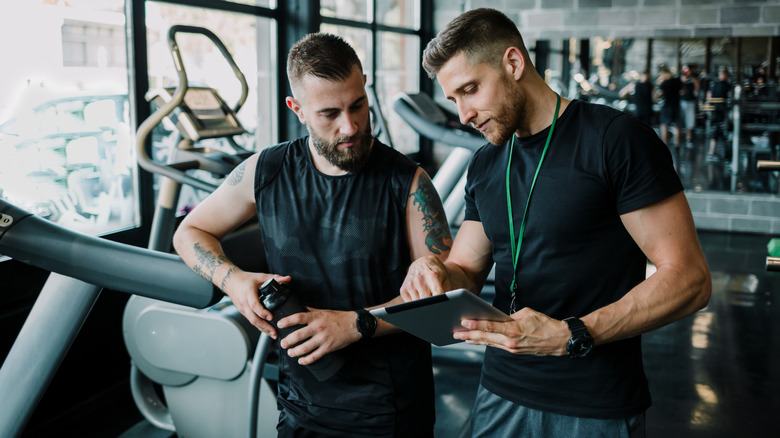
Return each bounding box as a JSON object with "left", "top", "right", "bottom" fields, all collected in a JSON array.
[
  {"left": 144, "top": 1, "right": 277, "bottom": 213},
  {"left": 320, "top": 0, "right": 422, "bottom": 155},
  {"left": 0, "top": 0, "right": 138, "bottom": 235}
]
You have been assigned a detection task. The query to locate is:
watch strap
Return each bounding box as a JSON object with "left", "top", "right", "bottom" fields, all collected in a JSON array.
[
  {"left": 355, "top": 308, "right": 377, "bottom": 339},
  {"left": 563, "top": 316, "right": 593, "bottom": 358},
  {"left": 563, "top": 316, "right": 588, "bottom": 336}
]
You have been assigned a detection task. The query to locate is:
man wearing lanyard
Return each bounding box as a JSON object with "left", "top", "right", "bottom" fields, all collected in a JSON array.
[{"left": 400, "top": 8, "right": 711, "bottom": 437}]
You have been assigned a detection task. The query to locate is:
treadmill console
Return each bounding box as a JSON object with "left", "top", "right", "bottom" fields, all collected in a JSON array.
[
  {"left": 149, "top": 86, "right": 245, "bottom": 142},
  {"left": 397, "top": 93, "right": 449, "bottom": 125}
]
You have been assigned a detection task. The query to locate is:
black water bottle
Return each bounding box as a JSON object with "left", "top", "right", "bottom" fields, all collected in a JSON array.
[{"left": 258, "top": 278, "right": 344, "bottom": 381}]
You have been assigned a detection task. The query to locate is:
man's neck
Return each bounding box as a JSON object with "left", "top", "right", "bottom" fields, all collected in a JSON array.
[{"left": 515, "top": 88, "right": 569, "bottom": 138}]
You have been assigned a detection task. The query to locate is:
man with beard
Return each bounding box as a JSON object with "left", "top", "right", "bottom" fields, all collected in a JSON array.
[
  {"left": 174, "top": 33, "right": 451, "bottom": 437},
  {"left": 399, "top": 8, "right": 711, "bottom": 437}
]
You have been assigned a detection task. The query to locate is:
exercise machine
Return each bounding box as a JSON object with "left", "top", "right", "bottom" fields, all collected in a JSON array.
[
  {"left": 0, "top": 199, "right": 222, "bottom": 437},
  {"left": 122, "top": 25, "right": 279, "bottom": 437},
  {"left": 757, "top": 159, "right": 780, "bottom": 272}
]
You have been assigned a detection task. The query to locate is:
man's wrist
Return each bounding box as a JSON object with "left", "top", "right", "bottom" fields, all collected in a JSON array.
[
  {"left": 355, "top": 308, "right": 377, "bottom": 339},
  {"left": 563, "top": 317, "right": 594, "bottom": 358}
]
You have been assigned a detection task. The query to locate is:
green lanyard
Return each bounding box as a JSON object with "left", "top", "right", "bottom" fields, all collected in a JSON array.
[{"left": 506, "top": 94, "right": 560, "bottom": 313}]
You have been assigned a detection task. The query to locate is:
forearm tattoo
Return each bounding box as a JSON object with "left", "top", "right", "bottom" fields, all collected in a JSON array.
[
  {"left": 192, "top": 242, "right": 231, "bottom": 286},
  {"left": 410, "top": 173, "right": 452, "bottom": 255},
  {"left": 226, "top": 160, "right": 247, "bottom": 186}
]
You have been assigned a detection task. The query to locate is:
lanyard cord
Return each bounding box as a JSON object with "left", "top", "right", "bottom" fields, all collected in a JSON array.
[{"left": 506, "top": 94, "right": 560, "bottom": 313}]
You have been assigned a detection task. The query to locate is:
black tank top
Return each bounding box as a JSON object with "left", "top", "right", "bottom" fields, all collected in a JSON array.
[{"left": 254, "top": 137, "right": 434, "bottom": 437}]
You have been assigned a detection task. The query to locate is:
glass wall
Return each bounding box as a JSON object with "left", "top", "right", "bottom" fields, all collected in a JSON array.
[
  {"left": 145, "top": 1, "right": 277, "bottom": 212},
  {"left": 321, "top": 0, "right": 422, "bottom": 155},
  {"left": 0, "top": 0, "right": 138, "bottom": 235},
  {"left": 557, "top": 35, "right": 779, "bottom": 195},
  {"left": 0, "top": 0, "right": 428, "bottom": 244}
]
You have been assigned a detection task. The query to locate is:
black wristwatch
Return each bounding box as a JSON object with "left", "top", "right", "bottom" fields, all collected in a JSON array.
[
  {"left": 355, "top": 308, "right": 377, "bottom": 340},
  {"left": 563, "top": 317, "right": 594, "bottom": 358}
]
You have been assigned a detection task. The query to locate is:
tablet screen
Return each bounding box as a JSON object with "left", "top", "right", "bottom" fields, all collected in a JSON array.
[{"left": 371, "top": 289, "right": 511, "bottom": 346}]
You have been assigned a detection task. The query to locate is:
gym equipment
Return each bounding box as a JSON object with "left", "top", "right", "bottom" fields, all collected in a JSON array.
[
  {"left": 0, "top": 27, "right": 266, "bottom": 437},
  {"left": 757, "top": 160, "right": 780, "bottom": 271},
  {"left": 123, "top": 25, "right": 279, "bottom": 438},
  {"left": 0, "top": 199, "right": 221, "bottom": 438},
  {"left": 368, "top": 83, "right": 395, "bottom": 149},
  {"left": 392, "top": 92, "right": 484, "bottom": 152},
  {"left": 137, "top": 24, "right": 253, "bottom": 251}
]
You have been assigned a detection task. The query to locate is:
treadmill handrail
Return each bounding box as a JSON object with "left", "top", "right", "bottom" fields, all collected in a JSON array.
[
  {"left": 392, "top": 92, "right": 486, "bottom": 151},
  {"left": 168, "top": 25, "right": 249, "bottom": 115},
  {"left": 0, "top": 200, "right": 220, "bottom": 308},
  {"left": 136, "top": 25, "right": 250, "bottom": 193}
]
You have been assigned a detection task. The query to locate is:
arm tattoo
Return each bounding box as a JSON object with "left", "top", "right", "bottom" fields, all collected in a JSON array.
[
  {"left": 226, "top": 160, "right": 247, "bottom": 186},
  {"left": 410, "top": 173, "right": 452, "bottom": 255},
  {"left": 220, "top": 266, "right": 237, "bottom": 291},
  {"left": 192, "top": 242, "right": 231, "bottom": 284}
]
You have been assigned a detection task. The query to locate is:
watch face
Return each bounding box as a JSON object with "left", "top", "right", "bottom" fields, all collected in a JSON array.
[
  {"left": 567, "top": 336, "right": 593, "bottom": 358},
  {"left": 357, "top": 310, "right": 377, "bottom": 338}
]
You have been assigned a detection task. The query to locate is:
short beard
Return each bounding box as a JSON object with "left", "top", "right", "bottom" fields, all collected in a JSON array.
[
  {"left": 484, "top": 76, "right": 524, "bottom": 146},
  {"left": 310, "top": 130, "right": 374, "bottom": 173}
]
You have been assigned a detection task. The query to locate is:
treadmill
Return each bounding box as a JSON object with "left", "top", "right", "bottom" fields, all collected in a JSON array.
[
  {"left": 0, "top": 25, "right": 279, "bottom": 438},
  {"left": 124, "top": 25, "right": 278, "bottom": 438}
]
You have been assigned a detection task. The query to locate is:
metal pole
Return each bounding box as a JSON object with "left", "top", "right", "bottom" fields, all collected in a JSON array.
[
  {"left": 0, "top": 274, "right": 102, "bottom": 438},
  {"left": 732, "top": 85, "right": 742, "bottom": 193}
]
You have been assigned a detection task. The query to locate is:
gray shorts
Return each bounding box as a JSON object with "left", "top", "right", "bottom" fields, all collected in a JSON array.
[
  {"left": 680, "top": 100, "right": 696, "bottom": 129},
  {"left": 471, "top": 384, "right": 646, "bottom": 438}
]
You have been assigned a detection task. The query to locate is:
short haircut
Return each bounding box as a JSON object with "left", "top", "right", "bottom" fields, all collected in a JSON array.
[
  {"left": 287, "top": 33, "right": 363, "bottom": 91},
  {"left": 422, "top": 8, "right": 526, "bottom": 79}
]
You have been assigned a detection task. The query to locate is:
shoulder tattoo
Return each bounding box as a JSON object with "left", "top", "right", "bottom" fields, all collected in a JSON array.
[
  {"left": 410, "top": 173, "right": 452, "bottom": 255},
  {"left": 226, "top": 160, "right": 247, "bottom": 186}
]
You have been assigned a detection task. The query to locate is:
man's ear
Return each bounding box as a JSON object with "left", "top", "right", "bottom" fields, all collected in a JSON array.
[
  {"left": 504, "top": 46, "right": 526, "bottom": 81},
  {"left": 285, "top": 96, "right": 306, "bottom": 124}
]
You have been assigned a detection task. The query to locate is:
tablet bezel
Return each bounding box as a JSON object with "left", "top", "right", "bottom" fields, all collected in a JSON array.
[{"left": 370, "top": 289, "right": 512, "bottom": 346}]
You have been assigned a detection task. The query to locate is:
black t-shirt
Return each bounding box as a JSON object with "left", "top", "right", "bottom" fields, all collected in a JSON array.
[
  {"left": 709, "top": 80, "right": 732, "bottom": 120},
  {"left": 709, "top": 79, "right": 731, "bottom": 99},
  {"left": 633, "top": 81, "right": 654, "bottom": 116},
  {"left": 659, "top": 76, "right": 682, "bottom": 106},
  {"left": 464, "top": 99, "right": 683, "bottom": 419},
  {"left": 681, "top": 78, "right": 696, "bottom": 101},
  {"left": 254, "top": 138, "right": 434, "bottom": 437}
]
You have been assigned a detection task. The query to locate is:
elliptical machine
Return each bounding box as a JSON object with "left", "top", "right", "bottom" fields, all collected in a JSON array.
[{"left": 122, "top": 25, "right": 277, "bottom": 437}]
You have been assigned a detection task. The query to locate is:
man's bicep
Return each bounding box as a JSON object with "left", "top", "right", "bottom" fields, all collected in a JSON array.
[
  {"left": 406, "top": 167, "right": 453, "bottom": 261},
  {"left": 620, "top": 192, "right": 703, "bottom": 267}
]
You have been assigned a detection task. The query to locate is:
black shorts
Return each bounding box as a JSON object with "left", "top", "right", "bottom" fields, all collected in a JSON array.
[{"left": 660, "top": 104, "right": 680, "bottom": 125}]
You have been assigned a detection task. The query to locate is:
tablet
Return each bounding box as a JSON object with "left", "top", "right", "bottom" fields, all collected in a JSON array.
[{"left": 370, "top": 289, "right": 512, "bottom": 346}]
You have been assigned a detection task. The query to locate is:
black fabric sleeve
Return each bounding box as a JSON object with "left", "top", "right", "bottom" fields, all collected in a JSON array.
[
  {"left": 602, "top": 113, "right": 684, "bottom": 215},
  {"left": 463, "top": 147, "right": 486, "bottom": 223}
]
